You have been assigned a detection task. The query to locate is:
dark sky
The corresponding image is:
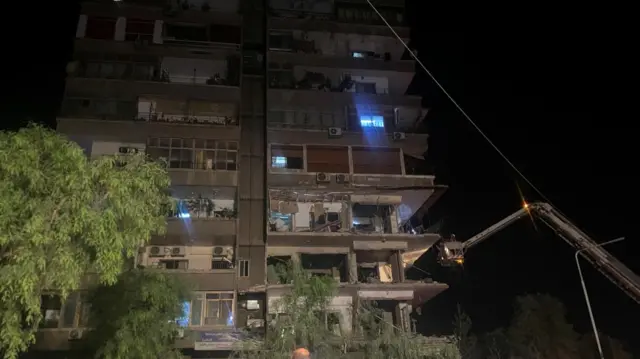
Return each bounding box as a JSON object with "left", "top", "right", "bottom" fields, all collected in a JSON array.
[
  {"left": 406, "top": 4, "right": 637, "bottom": 355},
  {"left": 6, "top": 1, "right": 637, "bottom": 355}
]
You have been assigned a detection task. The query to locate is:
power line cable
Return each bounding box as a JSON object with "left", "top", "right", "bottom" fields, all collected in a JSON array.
[{"left": 364, "top": 0, "right": 569, "bottom": 219}]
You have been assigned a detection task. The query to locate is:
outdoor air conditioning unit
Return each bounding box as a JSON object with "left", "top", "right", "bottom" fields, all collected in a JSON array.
[
  {"left": 149, "top": 246, "right": 165, "bottom": 257},
  {"left": 316, "top": 172, "right": 330, "bottom": 183},
  {"left": 68, "top": 329, "right": 84, "bottom": 341},
  {"left": 336, "top": 174, "right": 350, "bottom": 183},
  {"left": 213, "top": 246, "right": 233, "bottom": 260},
  {"left": 392, "top": 132, "right": 406, "bottom": 141},
  {"left": 169, "top": 246, "right": 186, "bottom": 257},
  {"left": 328, "top": 127, "right": 343, "bottom": 138}
]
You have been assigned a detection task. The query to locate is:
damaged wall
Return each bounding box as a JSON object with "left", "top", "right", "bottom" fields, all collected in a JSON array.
[{"left": 268, "top": 295, "right": 353, "bottom": 334}]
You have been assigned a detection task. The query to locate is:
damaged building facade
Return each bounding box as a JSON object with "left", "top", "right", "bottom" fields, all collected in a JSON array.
[{"left": 34, "top": 0, "right": 448, "bottom": 356}]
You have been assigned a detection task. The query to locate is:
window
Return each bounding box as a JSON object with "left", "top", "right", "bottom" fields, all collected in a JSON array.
[
  {"left": 359, "top": 115, "right": 384, "bottom": 128},
  {"left": 212, "top": 259, "right": 233, "bottom": 270},
  {"left": 190, "top": 292, "right": 234, "bottom": 327},
  {"left": 85, "top": 16, "right": 116, "bottom": 40},
  {"left": 306, "top": 146, "right": 349, "bottom": 173},
  {"left": 351, "top": 147, "right": 402, "bottom": 175},
  {"left": 160, "top": 259, "right": 189, "bottom": 269},
  {"left": 146, "top": 138, "right": 238, "bottom": 170},
  {"left": 271, "top": 156, "right": 287, "bottom": 168},
  {"left": 270, "top": 145, "right": 303, "bottom": 170},
  {"left": 125, "top": 19, "right": 154, "bottom": 42},
  {"left": 40, "top": 295, "right": 62, "bottom": 328},
  {"left": 238, "top": 259, "right": 250, "bottom": 277}
]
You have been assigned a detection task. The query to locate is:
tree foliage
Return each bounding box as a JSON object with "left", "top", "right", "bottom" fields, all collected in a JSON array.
[
  {"left": 232, "top": 261, "right": 458, "bottom": 359},
  {"left": 506, "top": 294, "right": 580, "bottom": 359},
  {"left": 0, "top": 125, "right": 171, "bottom": 358},
  {"left": 82, "top": 270, "right": 191, "bottom": 359}
]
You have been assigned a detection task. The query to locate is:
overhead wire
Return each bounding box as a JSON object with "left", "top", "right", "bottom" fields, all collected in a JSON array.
[{"left": 364, "top": 0, "right": 571, "bottom": 220}]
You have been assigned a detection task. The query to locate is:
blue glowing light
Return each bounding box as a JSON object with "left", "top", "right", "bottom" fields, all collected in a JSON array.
[{"left": 359, "top": 115, "right": 384, "bottom": 128}]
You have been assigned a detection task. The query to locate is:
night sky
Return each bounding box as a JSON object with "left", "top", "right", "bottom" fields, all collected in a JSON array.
[{"left": 6, "top": 1, "right": 637, "bottom": 355}]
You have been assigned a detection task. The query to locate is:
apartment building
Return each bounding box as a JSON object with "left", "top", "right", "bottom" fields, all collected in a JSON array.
[{"left": 33, "top": 0, "right": 448, "bottom": 356}]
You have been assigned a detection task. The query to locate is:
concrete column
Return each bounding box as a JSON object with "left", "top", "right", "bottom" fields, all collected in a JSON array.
[
  {"left": 76, "top": 15, "right": 87, "bottom": 38},
  {"left": 389, "top": 205, "right": 399, "bottom": 233},
  {"left": 348, "top": 250, "right": 358, "bottom": 284},
  {"left": 153, "top": 20, "right": 164, "bottom": 44},
  {"left": 114, "top": 17, "right": 126, "bottom": 41},
  {"left": 390, "top": 250, "right": 404, "bottom": 282}
]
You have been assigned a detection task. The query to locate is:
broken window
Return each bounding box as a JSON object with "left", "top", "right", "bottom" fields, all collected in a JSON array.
[
  {"left": 351, "top": 203, "right": 394, "bottom": 233},
  {"left": 306, "top": 146, "right": 349, "bottom": 173},
  {"left": 300, "top": 253, "right": 348, "bottom": 283},
  {"left": 267, "top": 256, "right": 292, "bottom": 284},
  {"left": 270, "top": 145, "right": 303, "bottom": 170},
  {"left": 85, "top": 16, "right": 116, "bottom": 40},
  {"left": 351, "top": 147, "right": 402, "bottom": 175},
  {"left": 356, "top": 251, "right": 396, "bottom": 283}
]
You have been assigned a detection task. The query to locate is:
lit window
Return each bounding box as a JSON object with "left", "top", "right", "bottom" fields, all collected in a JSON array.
[
  {"left": 271, "top": 156, "right": 287, "bottom": 168},
  {"left": 359, "top": 115, "right": 384, "bottom": 128},
  {"left": 352, "top": 52, "right": 366, "bottom": 58}
]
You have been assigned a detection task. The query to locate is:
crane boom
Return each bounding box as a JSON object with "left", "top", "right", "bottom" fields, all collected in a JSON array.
[{"left": 441, "top": 202, "right": 640, "bottom": 304}]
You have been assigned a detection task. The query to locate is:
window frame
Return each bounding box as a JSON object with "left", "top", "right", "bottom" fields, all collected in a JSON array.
[
  {"left": 39, "top": 292, "right": 91, "bottom": 330},
  {"left": 189, "top": 291, "right": 235, "bottom": 328},
  {"left": 146, "top": 137, "right": 238, "bottom": 171},
  {"left": 238, "top": 259, "right": 250, "bottom": 277}
]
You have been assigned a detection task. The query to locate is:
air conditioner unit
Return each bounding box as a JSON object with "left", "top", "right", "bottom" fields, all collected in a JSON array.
[
  {"left": 68, "top": 329, "right": 84, "bottom": 341},
  {"left": 336, "top": 174, "right": 350, "bottom": 183},
  {"left": 149, "top": 246, "right": 165, "bottom": 257},
  {"left": 392, "top": 132, "right": 406, "bottom": 141},
  {"left": 169, "top": 246, "right": 186, "bottom": 256},
  {"left": 316, "top": 172, "right": 330, "bottom": 183},
  {"left": 328, "top": 127, "right": 343, "bottom": 138},
  {"left": 212, "top": 246, "right": 233, "bottom": 259}
]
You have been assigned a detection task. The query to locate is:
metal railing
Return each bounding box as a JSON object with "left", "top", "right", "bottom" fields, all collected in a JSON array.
[{"left": 137, "top": 112, "right": 238, "bottom": 126}]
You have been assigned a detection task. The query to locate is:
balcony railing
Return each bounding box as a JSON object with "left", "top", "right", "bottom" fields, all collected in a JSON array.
[
  {"left": 69, "top": 61, "right": 240, "bottom": 87},
  {"left": 169, "top": 198, "right": 237, "bottom": 220},
  {"left": 137, "top": 112, "right": 238, "bottom": 126}
]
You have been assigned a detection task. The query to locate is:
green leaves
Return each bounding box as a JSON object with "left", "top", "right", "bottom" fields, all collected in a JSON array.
[
  {"left": 0, "top": 125, "right": 171, "bottom": 359},
  {"left": 82, "top": 270, "right": 191, "bottom": 359}
]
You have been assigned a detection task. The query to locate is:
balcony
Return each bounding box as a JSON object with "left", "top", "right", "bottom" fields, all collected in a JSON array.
[
  {"left": 266, "top": 188, "right": 442, "bottom": 248},
  {"left": 146, "top": 137, "right": 239, "bottom": 186},
  {"left": 268, "top": 30, "right": 414, "bottom": 73},
  {"left": 65, "top": 55, "right": 240, "bottom": 102},
  {"left": 81, "top": 1, "right": 242, "bottom": 25},
  {"left": 268, "top": 1, "right": 410, "bottom": 38},
  {"left": 267, "top": 66, "right": 419, "bottom": 110},
  {"left": 138, "top": 245, "right": 237, "bottom": 290},
  {"left": 165, "top": 186, "right": 237, "bottom": 237}
]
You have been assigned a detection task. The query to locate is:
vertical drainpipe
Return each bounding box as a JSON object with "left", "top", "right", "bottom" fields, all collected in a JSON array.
[{"left": 262, "top": 0, "right": 270, "bottom": 335}]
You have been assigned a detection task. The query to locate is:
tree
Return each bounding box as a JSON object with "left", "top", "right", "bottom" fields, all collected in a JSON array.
[
  {"left": 506, "top": 294, "right": 580, "bottom": 359},
  {"left": 579, "top": 332, "right": 633, "bottom": 359},
  {"left": 82, "top": 270, "right": 191, "bottom": 359},
  {"left": 0, "top": 125, "right": 171, "bottom": 359},
  {"left": 232, "top": 261, "right": 458, "bottom": 359}
]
